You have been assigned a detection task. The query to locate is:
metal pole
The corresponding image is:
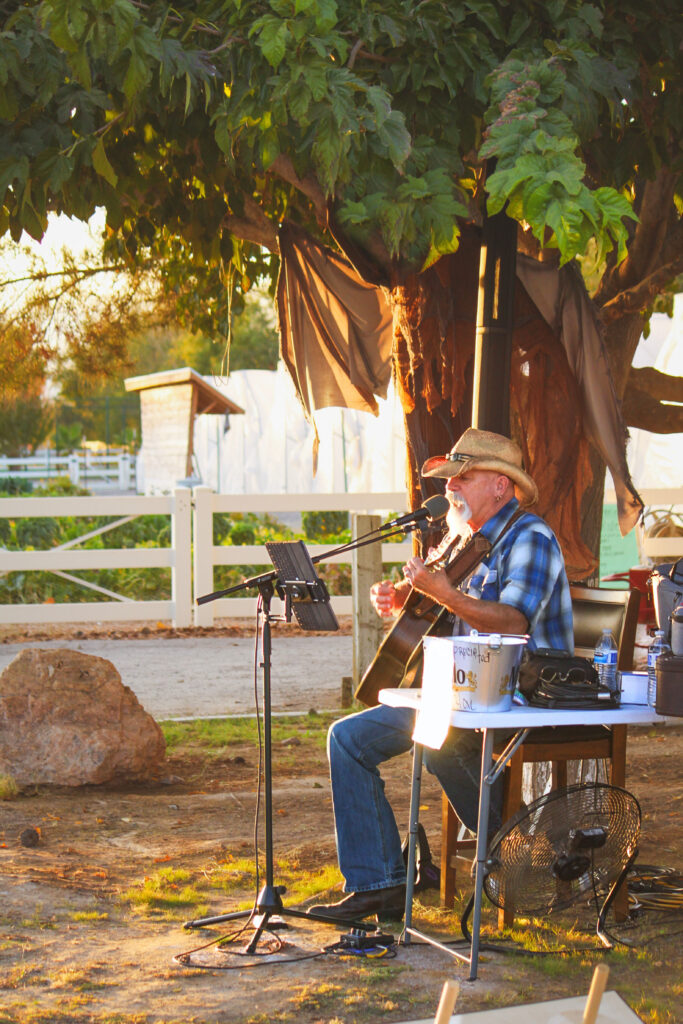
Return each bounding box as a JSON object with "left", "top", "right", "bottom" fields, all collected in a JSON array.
[
  {"left": 469, "top": 727, "right": 495, "bottom": 980},
  {"left": 471, "top": 208, "right": 517, "bottom": 435},
  {"left": 402, "top": 741, "right": 424, "bottom": 943}
]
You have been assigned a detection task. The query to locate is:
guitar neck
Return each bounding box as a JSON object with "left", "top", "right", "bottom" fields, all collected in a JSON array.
[{"left": 443, "top": 532, "right": 492, "bottom": 586}]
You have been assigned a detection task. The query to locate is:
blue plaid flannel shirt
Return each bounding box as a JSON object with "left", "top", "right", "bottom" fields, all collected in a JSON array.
[{"left": 456, "top": 497, "right": 574, "bottom": 653}]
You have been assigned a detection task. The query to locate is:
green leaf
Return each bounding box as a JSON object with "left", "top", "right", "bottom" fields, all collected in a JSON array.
[
  {"left": 593, "top": 187, "right": 638, "bottom": 224},
  {"left": 311, "top": 110, "right": 342, "bottom": 193},
  {"left": 314, "top": 0, "right": 338, "bottom": 33},
  {"left": 184, "top": 72, "right": 192, "bottom": 118},
  {"left": 0, "top": 81, "right": 18, "bottom": 121},
  {"left": 577, "top": 4, "right": 604, "bottom": 37},
  {"left": 376, "top": 111, "right": 411, "bottom": 168},
  {"left": 338, "top": 199, "right": 370, "bottom": 226},
  {"left": 255, "top": 18, "right": 290, "bottom": 69},
  {"left": 19, "top": 195, "right": 48, "bottom": 241},
  {"left": 123, "top": 50, "right": 151, "bottom": 102},
  {"left": 288, "top": 81, "right": 311, "bottom": 122},
  {"left": 303, "top": 65, "right": 328, "bottom": 102},
  {"left": 91, "top": 138, "right": 118, "bottom": 188},
  {"left": 259, "top": 128, "right": 280, "bottom": 170},
  {"left": 0, "top": 156, "right": 29, "bottom": 203}
]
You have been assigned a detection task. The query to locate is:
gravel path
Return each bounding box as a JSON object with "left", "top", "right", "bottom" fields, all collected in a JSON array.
[{"left": 0, "top": 634, "right": 353, "bottom": 719}]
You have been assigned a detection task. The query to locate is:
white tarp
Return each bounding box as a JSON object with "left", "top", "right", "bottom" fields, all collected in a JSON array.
[
  {"left": 624, "top": 294, "right": 682, "bottom": 490},
  {"left": 193, "top": 364, "right": 407, "bottom": 494},
  {"left": 160, "top": 296, "right": 680, "bottom": 498}
]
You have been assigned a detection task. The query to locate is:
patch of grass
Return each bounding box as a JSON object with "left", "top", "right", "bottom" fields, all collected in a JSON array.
[
  {"left": 160, "top": 711, "right": 334, "bottom": 754},
  {"left": 0, "top": 774, "right": 19, "bottom": 800},
  {"left": 0, "top": 965, "right": 42, "bottom": 990},
  {"left": 48, "top": 966, "right": 116, "bottom": 991},
  {"left": 633, "top": 997, "right": 678, "bottom": 1024},
  {"left": 121, "top": 866, "right": 208, "bottom": 920},
  {"left": 0, "top": 1002, "right": 39, "bottom": 1024},
  {"left": 290, "top": 980, "right": 344, "bottom": 1011},
  {"left": 352, "top": 963, "right": 407, "bottom": 985},
  {"left": 209, "top": 854, "right": 342, "bottom": 903},
  {"left": 246, "top": 1013, "right": 293, "bottom": 1023},
  {"left": 18, "top": 908, "right": 56, "bottom": 931},
  {"left": 68, "top": 910, "right": 109, "bottom": 922}
]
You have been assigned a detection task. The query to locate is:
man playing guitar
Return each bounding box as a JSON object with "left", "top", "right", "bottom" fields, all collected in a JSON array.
[{"left": 309, "top": 428, "right": 574, "bottom": 923}]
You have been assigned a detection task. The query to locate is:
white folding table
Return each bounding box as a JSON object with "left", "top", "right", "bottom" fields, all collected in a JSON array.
[{"left": 378, "top": 688, "right": 664, "bottom": 980}]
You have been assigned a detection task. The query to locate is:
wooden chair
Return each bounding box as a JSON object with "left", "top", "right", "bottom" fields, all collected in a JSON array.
[{"left": 440, "top": 586, "right": 640, "bottom": 925}]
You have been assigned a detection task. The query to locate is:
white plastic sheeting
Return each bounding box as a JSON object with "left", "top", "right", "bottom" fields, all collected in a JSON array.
[
  {"left": 625, "top": 294, "right": 683, "bottom": 490},
  {"left": 193, "top": 364, "right": 407, "bottom": 494}
]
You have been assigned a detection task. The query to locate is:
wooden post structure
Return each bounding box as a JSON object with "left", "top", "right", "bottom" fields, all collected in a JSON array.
[{"left": 351, "top": 513, "right": 383, "bottom": 692}]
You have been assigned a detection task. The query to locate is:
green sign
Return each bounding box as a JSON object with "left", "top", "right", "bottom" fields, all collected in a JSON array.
[{"left": 599, "top": 504, "right": 640, "bottom": 585}]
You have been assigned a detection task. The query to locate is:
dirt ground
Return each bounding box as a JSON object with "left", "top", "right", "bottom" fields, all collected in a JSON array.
[{"left": 0, "top": 624, "right": 682, "bottom": 1024}]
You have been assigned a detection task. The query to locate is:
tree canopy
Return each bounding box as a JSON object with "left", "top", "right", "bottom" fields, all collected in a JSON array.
[{"left": 1, "top": 1, "right": 681, "bottom": 434}]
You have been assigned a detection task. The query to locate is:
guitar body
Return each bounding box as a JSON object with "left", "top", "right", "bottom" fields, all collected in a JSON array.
[{"left": 354, "top": 533, "right": 492, "bottom": 707}]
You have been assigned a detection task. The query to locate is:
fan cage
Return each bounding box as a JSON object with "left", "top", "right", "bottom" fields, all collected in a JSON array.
[{"left": 484, "top": 783, "right": 641, "bottom": 915}]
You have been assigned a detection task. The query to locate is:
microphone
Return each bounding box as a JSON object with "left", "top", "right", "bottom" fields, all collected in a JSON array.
[{"left": 381, "top": 494, "right": 450, "bottom": 530}]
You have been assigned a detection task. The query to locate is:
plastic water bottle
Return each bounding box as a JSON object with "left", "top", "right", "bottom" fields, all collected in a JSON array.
[
  {"left": 647, "top": 630, "right": 671, "bottom": 707},
  {"left": 593, "top": 628, "right": 618, "bottom": 697}
]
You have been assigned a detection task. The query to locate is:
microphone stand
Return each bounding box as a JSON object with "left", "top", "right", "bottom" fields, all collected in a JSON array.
[
  {"left": 195, "top": 522, "right": 429, "bottom": 607},
  {"left": 185, "top": 520, "right": 437, "bottom": 948}
]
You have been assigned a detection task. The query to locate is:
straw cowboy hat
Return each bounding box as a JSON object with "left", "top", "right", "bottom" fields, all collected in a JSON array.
[{"left": 421, "top": 428, "right": 539, "bottom": 506}]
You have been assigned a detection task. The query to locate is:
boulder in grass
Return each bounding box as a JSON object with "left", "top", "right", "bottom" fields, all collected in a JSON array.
[{"left": 0, "top": 648, "right": 166, "bottom": 786}]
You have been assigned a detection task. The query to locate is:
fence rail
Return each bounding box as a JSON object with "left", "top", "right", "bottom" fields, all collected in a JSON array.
[
  {"left": 192, "top": 489, "right": 411, "bottom": 623},
  {"left": 2, "top": 487, "right": 680, "bottom": 630},
  {"left": 0, "top": 489, "right": 411, "bottom": 628},
  {"left": 0, "top": 452, "right": 136, "bottom": 491},
  {"left": 0, "top": 490, "right": 192, "bottom": 626}
]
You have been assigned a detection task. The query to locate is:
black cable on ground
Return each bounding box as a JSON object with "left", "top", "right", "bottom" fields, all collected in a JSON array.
[{"left": 174, "top": 923, "right": 399, "bottom": 969}]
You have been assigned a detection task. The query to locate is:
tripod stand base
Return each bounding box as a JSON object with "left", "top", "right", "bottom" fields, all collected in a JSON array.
[
  {"left": 184, "top": 883, "right": 290, "bottom": 930},
  {"left": 184, "top": 883, "right": 381, "bottom": 954}
]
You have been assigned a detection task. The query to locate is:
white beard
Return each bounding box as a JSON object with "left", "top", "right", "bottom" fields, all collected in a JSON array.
[{"left": 446, "top": 496, "right": 472, "bottom": 535}]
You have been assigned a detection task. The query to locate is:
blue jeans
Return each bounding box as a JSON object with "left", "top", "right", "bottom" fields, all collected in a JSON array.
[{"left": 327, "top": 704, "right": 509, "bottom": 893}]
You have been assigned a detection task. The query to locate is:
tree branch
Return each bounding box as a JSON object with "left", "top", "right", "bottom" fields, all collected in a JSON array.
[
  {"left": 622, "top": 384, "right": 683, "bottom": 433},
  {"left": 223, "top": 196, "right": 280, "bottom": 252},
  {"left": 600, "top": 255, "right": 683, "bottom": 324},
  {"left": 628, "top": 366, "right": 683, "bottom": 404},
  {"left": 269, "top": 154, "right": 327, "bottom": 222},
  {"left": 595, "top": 170, "right": 677, "bottom": 305}
]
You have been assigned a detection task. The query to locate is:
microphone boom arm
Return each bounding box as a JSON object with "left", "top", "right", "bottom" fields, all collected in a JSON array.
[{"left": 196, "top": 523, "right": 417, "bottom": 605}]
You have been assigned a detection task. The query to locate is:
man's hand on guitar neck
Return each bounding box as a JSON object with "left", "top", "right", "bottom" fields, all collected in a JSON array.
[
  {"left": 369, "top": 578, "right": 411, "bottom": 618},
  {"left": 402, "top": 556, "right": 528, "bottom": 636}
]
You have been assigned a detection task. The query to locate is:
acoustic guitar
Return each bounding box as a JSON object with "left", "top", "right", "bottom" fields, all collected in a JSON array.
[{"left": 354, "top": 532, "right": 493, "bottom": 706}]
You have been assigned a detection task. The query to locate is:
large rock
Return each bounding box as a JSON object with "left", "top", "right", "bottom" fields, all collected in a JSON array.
[{"left": 0, "top": 648, "right": 166, "bottom": 785}]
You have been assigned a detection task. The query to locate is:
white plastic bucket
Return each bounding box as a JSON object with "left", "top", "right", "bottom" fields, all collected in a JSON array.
[{"left": 423, "top": 632, "right": 528, "bottom": 712}]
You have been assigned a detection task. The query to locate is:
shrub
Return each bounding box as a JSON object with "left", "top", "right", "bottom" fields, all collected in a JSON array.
[
  {"left": 302, "top": 510, "right": 350, "bottom": 540},
  {"left": 213, "top": 512, "right": 233, "bottom": 544},
  {"left": 15, "top": 517, "right": 59, "bottom": 549},
  {"left": 0, "top": 477, "right": 33, "bottom": 496},
  {"left": 229, "top": 522, "right": 256, "bottom": 545}
]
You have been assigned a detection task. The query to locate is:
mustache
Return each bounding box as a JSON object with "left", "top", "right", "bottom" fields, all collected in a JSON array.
[{"left": 447, "top": 494, "right": 471, "bottom": 526}]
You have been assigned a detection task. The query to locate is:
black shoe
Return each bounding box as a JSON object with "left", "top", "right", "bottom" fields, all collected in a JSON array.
[{"left": 307, "top": 884, "right": 406, "bottom": 923}]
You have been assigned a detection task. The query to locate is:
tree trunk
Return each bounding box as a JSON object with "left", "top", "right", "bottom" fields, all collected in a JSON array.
[{"left": 388, "top": 231, "right": 601, "bottom": 579}]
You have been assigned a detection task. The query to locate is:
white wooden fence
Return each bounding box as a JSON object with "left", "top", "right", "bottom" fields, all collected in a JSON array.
[
  {"left": 192, "top": 488, "right": 412, "bottom": 624},
  {"left": 0, "top": 452, "right": 136, "bottom": 491},
  {"left": 1, "top": 487, "right": 680, "bottom": 630},
  {"left": 0, "top": 490, "right": 192, "bottom": 626},
  {"left": 0, "top": 490, "right": 411, "bottom": 628}
]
